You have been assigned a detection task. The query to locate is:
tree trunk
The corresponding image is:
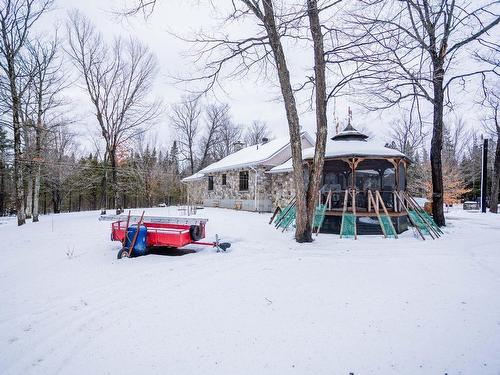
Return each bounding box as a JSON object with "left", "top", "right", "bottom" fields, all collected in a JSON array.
[
  {"left": 92, "top": 188, "right": 97, "bottom": 210},
  {"left": 430, "top": 64, "right": 446, "bottom": 226},
  {"left": 0, "top": 157, "right": 5, "bottom": 216},
  {"left": 490, "top": 130, "right": 500, "bottom": 213},
  {"left": 8, "top": 60, "right": 26, "bottom": 226},
  {"left": 33, "top": 87, "right": 45, "bottom": 222},
  {"left": 52, "top": 189, "right": 61, "bottom": 214},
  {"left": 110, "top": 149, "right": 122, "bottom": 214},
  {"left": 100, "top": 167, "right": 107, "bottom": 215},
  {"left": 25, "top": 167, "right": 33, "bottom": 219},
  {"left": 304, "top": 0, "right": 329, "bottom": 240},
  {"left": 33, "top": 165, "right": 41, "bottom": 221},
  {"left": 260, "top": 0, "right": 308, "bottom": 242}
]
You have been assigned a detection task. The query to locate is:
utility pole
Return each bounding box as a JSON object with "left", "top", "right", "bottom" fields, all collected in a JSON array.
[{"left": 481, "top": 138, "right": 489, "bottom": 213}]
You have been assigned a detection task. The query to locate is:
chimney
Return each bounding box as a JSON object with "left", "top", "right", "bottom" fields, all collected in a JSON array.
[{"left": 233, "top": 141, "right": 245, "bottom": 152}]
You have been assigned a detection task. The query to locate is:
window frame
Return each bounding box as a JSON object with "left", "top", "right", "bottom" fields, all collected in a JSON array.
[
  {"left": 239, "top": 171, "right": 249, "bottom": 191},
  {"left": 222, "top": 173, "right": 227, "bottom": 186},
  {"left": 208, "top": 175, "right": 214, "bottom": 191}
]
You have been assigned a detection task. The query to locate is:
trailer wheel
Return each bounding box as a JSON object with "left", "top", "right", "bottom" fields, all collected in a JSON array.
[
  {"left": 189, "top": 225, "right": 202, "bottom": 241},
  {"left": 117, "top": 248, "right": 130, "bottom": 259}
]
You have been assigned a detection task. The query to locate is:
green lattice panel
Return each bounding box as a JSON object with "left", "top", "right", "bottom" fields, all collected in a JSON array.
[
  {"left": 409, "top": 210, "right": 430, "bottom": 235},
  {"left": 313, "top": 204, "right": 327, "bottom": 230},
  {"left": 379, "top": 215, "right": 396, "bottom": 238},
  {"left": 341, "top": 213, "right": 356, "bottom": 238}
]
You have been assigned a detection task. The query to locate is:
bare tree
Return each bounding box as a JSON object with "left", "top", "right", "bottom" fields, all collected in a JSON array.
[
  {"left": 346, "top": 0, "right": 500, "bottom": 225},
  {"left": 27, "top": 35, "right": 66, "bottom": 222},
  {"left": 43, "top": 123, "right": 76, "bottom": 213},
  {"left": 481, "top": 83, "right": 500, "bottom": 213},
  {"left": 213, "top": 116, "right": 242, "bottom": 160},
  {"left": 244, "top": 120, "right": 273, "bottom": 146},
  {"left": 0, "top": 0, "right": 53, "bottom": 225},
  {"left": 19, "top": 91, "right": 35, "bottom": 219},
  {"left": 66, "top": 10, "right": 161, "bottom": 214},
  {"left": 169, "top": 96, "right": 201, "bottom": 175},
  {"left": 388, "top": 115, "right": 429, "bottom": 158},
  {"left": 443, "top": 118, "right": 468, "bottom": 164},
  {"left": 198, "top": 104, "right": 228, "bottom": 169},
  {"left": 476, "top": 36, "right": 500, "bottom": 213},
  {"left": 0, "top": 122, "right": 10, "bottom": 215},
  {"left": 229, "top": 0, "right": 326, "bottom": 242},
  {"left": 125, "top": 0, "right": 343, "bottom": 242}
]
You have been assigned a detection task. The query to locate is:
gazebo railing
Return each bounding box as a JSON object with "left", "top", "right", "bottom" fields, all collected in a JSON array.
[{"left": 319, "top": 188, "right": 399, "bottom": 213}]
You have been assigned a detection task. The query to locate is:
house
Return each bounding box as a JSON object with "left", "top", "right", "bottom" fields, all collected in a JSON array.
[
  {"left": 182, "top": 133, "right": 314, "bottom": 212},
  {"left": 183, "top": 122, "right": 417, "bottom": 236},
  {"left": 181, "top": 120, "right": 445, "bottom": 238}
]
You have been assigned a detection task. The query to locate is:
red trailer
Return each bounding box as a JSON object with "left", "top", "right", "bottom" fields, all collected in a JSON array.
[{"left": 102, "top": 214, "right": 230, "bottom": 259}]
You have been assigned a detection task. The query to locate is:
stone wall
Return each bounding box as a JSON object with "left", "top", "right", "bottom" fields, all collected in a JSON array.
[
  {"left": 185, "top": 166, "right": 274, "bottom": 212},
  {"left": 185, "top": 179, "right": 205, "bottom": 205},
  {"left": 269, "top": 172, "right": 295, "bottom": 209}
]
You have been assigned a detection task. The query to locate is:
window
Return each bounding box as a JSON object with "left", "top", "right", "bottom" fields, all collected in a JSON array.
[
  {"left": 239, "top": 171, "right": 249, "bottom": 191},
  {"left": 222, "top": 174, "right": 227, "bottom": 186},
  {"left": 208, "top": 176, "right": 214, "bottom": 191}
]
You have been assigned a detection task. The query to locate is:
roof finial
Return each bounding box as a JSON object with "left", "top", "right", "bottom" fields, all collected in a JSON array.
[{"left": 348, "top": 106, "right": 352, "bottom": 127}]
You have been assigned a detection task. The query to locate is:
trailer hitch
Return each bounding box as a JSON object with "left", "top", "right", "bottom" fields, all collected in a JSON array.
[{"left": 192, "top": 234, "right": 231, "bottom": 252}]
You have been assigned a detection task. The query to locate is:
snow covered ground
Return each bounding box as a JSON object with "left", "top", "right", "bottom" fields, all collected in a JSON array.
[{"left": 1, "top": 207, "right": 500, "bottom": 375}]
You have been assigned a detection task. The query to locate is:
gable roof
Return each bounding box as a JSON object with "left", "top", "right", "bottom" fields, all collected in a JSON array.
[{"left": 182, "top": 132, "right": 313, "bottom": 181}]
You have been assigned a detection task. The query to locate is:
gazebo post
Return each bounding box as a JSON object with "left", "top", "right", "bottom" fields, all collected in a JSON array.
[
  {"left": 351, "top": 157, "right": 355, "bottom": 189},
  {"left": 388, "top": 158, "right": 399, "bottom": 212}
]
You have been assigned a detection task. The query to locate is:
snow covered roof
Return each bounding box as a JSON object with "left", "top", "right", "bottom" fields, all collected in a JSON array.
[
  {"left": 201, "top": 136, "right": 290, "bottom": 173},
  {"left": 270, "top": 124, "right": 407, "bottom": 173},
  {"left": 268, "top": 158, "right": 294, "bottom": 174},
  {"left": 302, "top": 139, "right": 406, "bottom": 160},
  {"left": 270, "top": 141, "right": 405, "bottom": 173},
  {"left": 181, "top": 132, "right": 314, "bottom": 180},
  {"left": 181, "top": 171, "right": 205, "bottom": 182}
]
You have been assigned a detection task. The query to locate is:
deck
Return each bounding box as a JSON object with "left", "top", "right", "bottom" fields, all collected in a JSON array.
[{"left": 325, "top": 209, "right": 407, "bottom": 217}]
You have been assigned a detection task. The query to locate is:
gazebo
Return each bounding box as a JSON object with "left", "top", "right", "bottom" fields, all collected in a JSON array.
[{"left": 302, "top": 123, "right": 411, "bottom": 235}]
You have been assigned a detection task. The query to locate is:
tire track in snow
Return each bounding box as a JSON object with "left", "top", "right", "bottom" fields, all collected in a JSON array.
[{"left": 2, "top": 251, "right": 290, "bottom": 375}]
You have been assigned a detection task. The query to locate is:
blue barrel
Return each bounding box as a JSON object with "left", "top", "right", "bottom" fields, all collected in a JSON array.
[{"left": 125, "top": 224, "right": 148, "bottom": 256}]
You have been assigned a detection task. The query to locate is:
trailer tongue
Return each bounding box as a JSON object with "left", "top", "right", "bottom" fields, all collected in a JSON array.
[{"left": 102, "top": 213, "right": 230, "bottom": 259}]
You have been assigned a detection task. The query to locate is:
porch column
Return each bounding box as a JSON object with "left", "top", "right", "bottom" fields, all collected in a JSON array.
[
  {"left": 351, "top": 158, "right": 355, "bottom": 188},
  {"left": 388, "top": 158, "right": 399, "bottom": 212}
]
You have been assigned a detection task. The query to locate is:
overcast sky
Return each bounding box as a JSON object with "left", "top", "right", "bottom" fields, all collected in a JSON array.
[{"left": 35, "top": 0, "right": 494, "bottom": 154}]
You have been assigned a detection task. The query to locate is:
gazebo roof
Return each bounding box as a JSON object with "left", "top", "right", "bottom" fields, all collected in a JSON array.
[
  {"left": 330, "top": 123, "right": 369, "bottom": 141},
  {"left": 304, "top": 123, "right": 406, "bottom": 161},
  {"left": 270, "top": 123, "right": 407, "bottom": 173},
  {"left": 302, "top": 138, "right": 406, "bottom": 160}
]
